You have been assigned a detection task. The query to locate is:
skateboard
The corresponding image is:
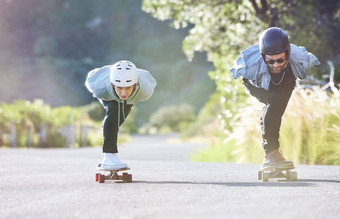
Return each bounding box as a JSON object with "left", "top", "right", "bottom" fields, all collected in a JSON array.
[
  {"left": 258, "top": 166, "right": 297, "bottom": 182},
  {"left": 95, "top": 165, "right": 132, "bottom": 183}
]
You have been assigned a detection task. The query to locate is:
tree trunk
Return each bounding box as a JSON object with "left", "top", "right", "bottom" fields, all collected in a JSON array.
[
  {"left": 27, "top": 125, "right": 33, "bottom": 148},
  {"left": 10, "top": 123, "right": 16, "bottom": 148}
]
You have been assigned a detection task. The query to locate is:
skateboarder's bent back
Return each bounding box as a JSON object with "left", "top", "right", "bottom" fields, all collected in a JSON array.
[{"left": 85, "top": 60, "right": 157, "bottom": 170}]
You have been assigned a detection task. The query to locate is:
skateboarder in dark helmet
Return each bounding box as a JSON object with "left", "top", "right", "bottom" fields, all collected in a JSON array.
[
  {"left": 85, "top": 60, "right": 157, "bottom": 170},
  {"left": 230, "top": 27, "right": 320, "bottom": 169}
]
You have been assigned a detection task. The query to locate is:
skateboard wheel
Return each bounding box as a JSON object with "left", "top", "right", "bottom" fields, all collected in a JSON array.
[
  {"left": 127, "top": 174, "right": 132, "bottom": 183},
  {"left": 122, "top": 173, "right": 128, "bottom": 181},
  {"left": 258, "top": 171, "right": 263, "bottom": 180},
  {"left": 291, "top": 172, "right": 297, "bottom": 181},
  {"left": 95, "top": 173, "right": 101, "bottom": 181},
  {"left": 99, "top": 174, "right": 105, "bottom": 183},
  {"left": 285, "top": 170, "right": 291, "bottom": 180},
  {"left": 262, "top": 172, "right": 269, "bottom": 182}
]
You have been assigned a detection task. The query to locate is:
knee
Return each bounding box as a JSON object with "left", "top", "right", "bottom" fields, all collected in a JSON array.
[{"left": 104, "top": 101, "right": 117, "bottom": 116}]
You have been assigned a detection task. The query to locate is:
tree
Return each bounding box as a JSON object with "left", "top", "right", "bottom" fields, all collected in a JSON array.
[
  {"left": 142, "top": 0, "right": 340, "bottom": 135},
  {"left": 142, "top": 0, "right": 340, "bottom": 63},
  {"left": 142, "top": 0, "right": 264, "bottom": 134}
]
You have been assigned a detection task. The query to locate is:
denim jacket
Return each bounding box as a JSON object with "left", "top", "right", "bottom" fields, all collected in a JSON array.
[
  {"left": 230, "top": 44, "right": 320, "bottom": 90},
  {"left": 85, "top": 65, "right": 157, "bottom": 105}
]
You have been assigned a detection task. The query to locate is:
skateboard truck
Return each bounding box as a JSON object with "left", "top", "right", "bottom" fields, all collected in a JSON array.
[
  {"left": 258, "top": 167, "right": 297, "bottom": 182},
  {"left": 95, "top": 167, "right": 132, "bottom": 183}
]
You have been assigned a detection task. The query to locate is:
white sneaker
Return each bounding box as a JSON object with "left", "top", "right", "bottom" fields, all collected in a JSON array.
[{"left": 99, "top": 153, "right": 128, "bottom": 170}]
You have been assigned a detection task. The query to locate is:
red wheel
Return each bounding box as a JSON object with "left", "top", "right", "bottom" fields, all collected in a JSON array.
[
  {"left": 122, "top": 173, "right": 128, "bottom": 181},
  {"left": 99, "top": 174, "right": 105, "bottom": 183},
  {"left": 95, "top": 173, "right": 100, "bottom": 182},
  {"left": 127, "top": 174, "right": 132, "bottom": 183}
]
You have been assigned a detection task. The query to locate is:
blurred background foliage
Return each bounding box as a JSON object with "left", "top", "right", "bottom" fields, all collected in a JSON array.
[
  {"left": 0, "top": 0, "right": 215, "bottom": 148},
  {"left": 0, "top": 99, "right": 132, "bottom": 148},
  {"left": 140, "top": 103, "right": 196, "bottom": 134},
  {"left": 1, "top": 0, "right": 340, "bottom": 165},
  {"left": 0, "top": 0, "right": 215, "bottom": 124}
]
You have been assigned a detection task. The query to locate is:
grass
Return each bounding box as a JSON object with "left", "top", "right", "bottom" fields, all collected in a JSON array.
[{"left": 192, "top": 87, "right": 340, "bottom": 165}]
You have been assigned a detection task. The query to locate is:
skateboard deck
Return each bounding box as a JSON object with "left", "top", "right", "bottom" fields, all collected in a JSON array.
[
  {"left": 258, "top": 166, "right": 297, "bottom": 182},
  {"left": 95, "top": 164, "right": 132, "bottom": 183}
]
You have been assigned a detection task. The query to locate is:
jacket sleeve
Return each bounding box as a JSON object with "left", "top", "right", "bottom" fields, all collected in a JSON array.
[
  {"left": 133, "top": 69, "right": 157, "bottom": 103},
  {"left": 229, "top": 45, "right": 265, "bottom": 81},
  {"left": 230, "top": 52, "right": 246, "bottom": 79},
  {"left": 290, "top": 45, "right": 320, "bottom": 79},
  {"left": 84, "top": 66, "right": 112, "bottom": 99},
  {"left": 306, "top": 51, "right": 320, "bottom": 72}
]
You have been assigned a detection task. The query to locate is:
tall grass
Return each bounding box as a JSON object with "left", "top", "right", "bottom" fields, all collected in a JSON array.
[
  {"left": 193, "top": 87, "right": 340, "bottom": 165},
  {"left": 281, "top": 87, "right": 340, "bottom": 165}
]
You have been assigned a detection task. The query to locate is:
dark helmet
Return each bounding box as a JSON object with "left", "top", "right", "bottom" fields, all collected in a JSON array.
[{"left": 259, "top": 27, "right": 290, "bottom": 58}]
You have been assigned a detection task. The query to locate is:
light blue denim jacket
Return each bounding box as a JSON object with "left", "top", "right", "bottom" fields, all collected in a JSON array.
[
  {"left": 85, "top": 65, "right": 157, "bottom": 105},
  {"left": 230, "top": 44, "right": 320, "bottom": 90}
]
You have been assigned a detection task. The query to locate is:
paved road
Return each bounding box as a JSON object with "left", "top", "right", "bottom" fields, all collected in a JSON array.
[{"left": 1, "top": 134, "right": 339, "bottom": 219}]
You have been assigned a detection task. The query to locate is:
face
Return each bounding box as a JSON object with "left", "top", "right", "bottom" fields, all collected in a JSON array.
[
  {"left": 112, "top": 84, "right": 136, "bottom": 100},
  {"left": 264, "top": 52, "right": 288, "bottom": 74}
]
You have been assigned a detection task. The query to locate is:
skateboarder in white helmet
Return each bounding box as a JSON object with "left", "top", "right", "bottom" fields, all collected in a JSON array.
[
  {"left": 85, "top": 60, "right": 157, "bottom": 170},
  {"left": 230, "top": 27, "right": 320, "bottom": 169}
]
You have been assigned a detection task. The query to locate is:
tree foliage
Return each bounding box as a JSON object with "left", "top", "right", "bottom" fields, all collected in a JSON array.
[
  {"left": 143, "top": 0, "right": 340, "bottom": 63},
  {"left": 143, "top": 0, "right": 264, "bottom": 61},
  {"left": 142, "top": 0, "right": 340, "bottom": 136}
]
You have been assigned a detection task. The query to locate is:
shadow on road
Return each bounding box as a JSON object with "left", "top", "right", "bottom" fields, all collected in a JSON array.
[
  {"left": 132, "top": 180, "right": 315, "bottom": 187},
  {"left": 298, "top": 179, "right": 340, "bottom": 184}
]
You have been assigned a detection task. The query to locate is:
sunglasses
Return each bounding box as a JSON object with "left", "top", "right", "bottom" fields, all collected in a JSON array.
[{"left": 264, "top": 58, "right": 286, "bottom": 65}]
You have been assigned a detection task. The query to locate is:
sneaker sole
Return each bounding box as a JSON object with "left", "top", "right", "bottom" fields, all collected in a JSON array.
[
  {"left": 97, "top": 163, "right": 128, "bottom": 171},
  {"left": 261, "top": 164, "right": 295, "bottom": 171}
]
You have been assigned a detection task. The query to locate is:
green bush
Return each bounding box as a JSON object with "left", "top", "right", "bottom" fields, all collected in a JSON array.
[
  {"left": 142, "top": 104, "right": 196, "bottom": 134},
  {"left": 0, "top": 99, "right": 125, "bottom": 148},
  {"left": 0, "top": 100, "right": 45, "bottom": 147},
  {"left": 80, "top": 102, "right": 104, "bottom": 122},
  {"left": 180, "top": 92, "right": 222, "bottom": 139},
  {"left": 120, "top": 107, "right": 138, "bottom": 134},
  {"left": 45, "top": 126, "right": 67, "bottom": 148}
]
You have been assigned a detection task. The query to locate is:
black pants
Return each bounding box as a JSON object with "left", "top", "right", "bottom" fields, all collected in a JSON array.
[
  {"left": 242, "top": 79, "right": 295, "bottom": 154},
  {"left": 98, "top": 99, "right": 133, "bottom": 153}
]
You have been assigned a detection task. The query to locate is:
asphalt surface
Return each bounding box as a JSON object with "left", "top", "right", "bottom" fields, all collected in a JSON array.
[{"left": 1, "top": 134, "right": 340, "bottom": 219}]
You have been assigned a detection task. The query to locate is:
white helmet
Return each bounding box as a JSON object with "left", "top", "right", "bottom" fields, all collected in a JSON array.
[{"left": 110, "top": 60, "right": 138, "bottom": 87}]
